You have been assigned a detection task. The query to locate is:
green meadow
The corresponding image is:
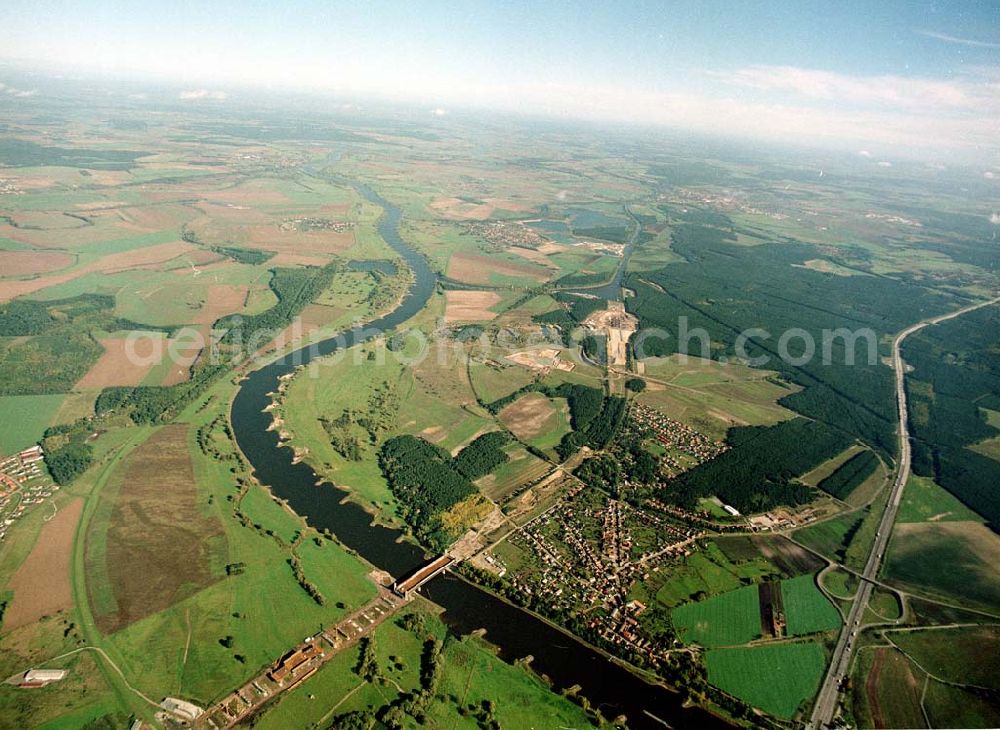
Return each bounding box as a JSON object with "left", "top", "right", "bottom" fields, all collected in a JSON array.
[{"left": 706, "top": 642, "right": 826, "bottom": 719}]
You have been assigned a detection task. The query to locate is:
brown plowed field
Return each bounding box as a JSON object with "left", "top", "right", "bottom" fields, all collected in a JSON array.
[
  {"left": 0, "top": 250, "right": 75, "bottom": 277},
  {"left": 447, "top": 252, "right": 548, "bottom": 285},
  {"left": 444, "top": 290, "right": 501, "bottom": 322},
  {"left": 4, "top": 499, "right": 84, "bottom": 630},
  {"left": 75, "top": 338, "right": 163, "bottom": 389}
]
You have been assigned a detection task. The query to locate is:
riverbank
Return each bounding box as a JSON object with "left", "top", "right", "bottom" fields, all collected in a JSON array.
[{"left": 228, "top": 173, "right": 733, "bottom": 729}]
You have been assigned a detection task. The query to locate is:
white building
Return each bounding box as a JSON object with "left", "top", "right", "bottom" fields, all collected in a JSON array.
[
  {"left": 160, "top": 697, "right": 203, "bottom": 722},
  {"left": 21, "top": 669, "right": 67, "bottom": 686}
]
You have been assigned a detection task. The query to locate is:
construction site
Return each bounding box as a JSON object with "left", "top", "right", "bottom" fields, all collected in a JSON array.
[{"left": 582, "top": 301, "right": 639, "bottom": 368}]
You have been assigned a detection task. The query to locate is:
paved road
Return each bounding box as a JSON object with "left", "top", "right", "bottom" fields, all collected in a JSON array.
[{"left": 809, "top": 296, "right": 999, "bottom": 728}]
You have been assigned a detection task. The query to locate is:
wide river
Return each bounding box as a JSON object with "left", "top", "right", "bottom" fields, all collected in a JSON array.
[{"left": 229, "top": 178, "right": 730, "bottom": 729}]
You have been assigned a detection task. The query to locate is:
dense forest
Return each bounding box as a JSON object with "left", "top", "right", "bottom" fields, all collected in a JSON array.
[
  {"left": 555, "top": 395, "right": 627, "bottom": 460},
  {"left": 41, "top": 422, "right": 94, "bottom": 484},
  {"left": 483, "top": 382, "right": 603, "bottom": 426},
  {"left": 624, "top": 210, "right": 959, "bottom": 463},
  {"left": 379, "top": 435, "right": 476, "bottom": 549},
  {"left": 904, "top": 306, "right": 1000, "bottom": 526},
  {"left": 379, "top": 431, "right": 511, "bottom": 549},
  {"left": 533, "top": 292, "right": 606, "bottom": 342},
  {"left": 574, "top": 454, "right": 622, "bottom": 493},
  {"left": 661, "top": 418, "right": 851, "bottom": 513},
  {"left": 452, "top": 431, "right": 512, "bottom": 480},
  {"left": 211, "top": 245, "right": 276, "bottom": 265},
  {"left": 0, "top": 298, "right": 73, "bottom": 335},
  {"left": 581, "top": 334, "right": 607, "bottom": 365},
  {"left": 217, "top": 263, "right": 335, "bottom": 345}
]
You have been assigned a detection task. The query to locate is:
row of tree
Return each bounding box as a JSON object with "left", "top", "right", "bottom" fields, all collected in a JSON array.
[
  {"left": 816, "top": 449, "right": 879, "bottom": 500},
  {"left": 452, "top": 431, "right": 512, "bottom": 479}
]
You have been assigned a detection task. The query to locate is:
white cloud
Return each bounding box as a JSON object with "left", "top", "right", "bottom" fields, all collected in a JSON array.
[
  {"left": 984, "top": 171, "right": 996, "bottom": 179},
  {"left": 178, "top": 89, "right": 227, "bottom": 100},
  {"left": 717, "top": 65, "right": 988, "bottom": 110},
  {"left": 0, "top": 81, "right": 37, "bottom": 97},
  {"left": 917, "top": 30, "right": 1000, "bottom": 49},
  {"left": 430, "top": 107, "right": 447, "bottom": 116},
  {"left": 858, "top": 150, "right": 872, "bottom": 157},
  {"left": 453, "top": 78, "right": 1000, "bottom": 160},
  {"left": 991, "top": 212, "right": 1000, "bottom": 224},
  {"left": 877, "top": 161, "right": 893, "bottom": 167}
]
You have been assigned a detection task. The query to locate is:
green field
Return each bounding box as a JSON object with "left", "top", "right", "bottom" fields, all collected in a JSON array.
[
  {"left": 468, "top": 360, "right": 538, "bottom": 404},
  {"left": 95, "top": 458, "right": 377, "bottom": 705},
  {"left": 655, "top": 542, "right": 777, "bottom": 607},
  {"left": 793, "top": 511, "right": 862, "bottom": 562},
  {"left": 277, "top": 343, "right": 406, "bottom": 519},
  {"left": 0, "top": 618, "right": 125, "bottom": 729},
  {"left": 636, "top": 355, "right": 796, "bottom": 440},
  {"left": 279, "top": 336, "right": 496, "bottom": 520},
  {"left": 706, "top": 642, "right": 827, "bottom": 718},
  {"left": 896, "top": 474, "right": 984, "bottom": 523},
  {"left": 254, "top": 604, "right": 595, "bottom": 730},
  {"left": 852, "top": 648, "right": 926, "bottom": 729},
  {"left": 0, "top": 393, "right": 65, "bottom": 454},
  {"left": 672, "top": 584, "right": 761, "bottom": 647},
  {"left": 799, "top": 444, "right": 864, "bottom": 486},
  {"left": 64, "top": 381, "right": 382, "bottom": 709},
  {"left": 794, "top": 490, "right": 887, "bottom": 572},
  {"left": 923, "top": 677, "right": 1000, "bottom": 728},
  {"left": 430, "top": 633, "right": 598, "bottom": 728},
  {"left": 865, "top": 588, "right": 902, "bottom": 622},
  {"left": 781, "top": 574, "right": 841, "bottom": 636},
  {"left": 239, "top": 483, "right": 303, "bottom": 544},
  {"left": 697, "top": 497, "right": 731, "bottom": 519},
  {"left": 884, "top": 520, "right": 1000, "bottom": 611},
  {"left": 477, "top": 446, "right": 550, "bottom": 501},
  {"left": 528, "top": 397, "right": 572, "bottom": 454},
  {"left": 890, "top": 625, "right": 1000, "bottom": 691},
  {"left": 296, "top": 536, "right": 378, "bottom": 609},
  {"left": 820, "top": 568, "right": 857, "bottom": 599}
]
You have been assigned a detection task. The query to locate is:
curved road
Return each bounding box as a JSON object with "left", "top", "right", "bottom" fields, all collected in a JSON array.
[{"left": 809, "top": 296, "right": 1000, "bottom": 728}]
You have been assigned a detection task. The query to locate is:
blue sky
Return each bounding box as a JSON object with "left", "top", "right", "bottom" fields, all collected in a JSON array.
[{"left": 2, "top": 1, "right": 998, "bottom": 159}]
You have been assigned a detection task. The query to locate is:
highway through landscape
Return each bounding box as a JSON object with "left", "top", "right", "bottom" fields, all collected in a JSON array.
[{"left": 809, "top": 296, "right": 1000, "bottom": 728}]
